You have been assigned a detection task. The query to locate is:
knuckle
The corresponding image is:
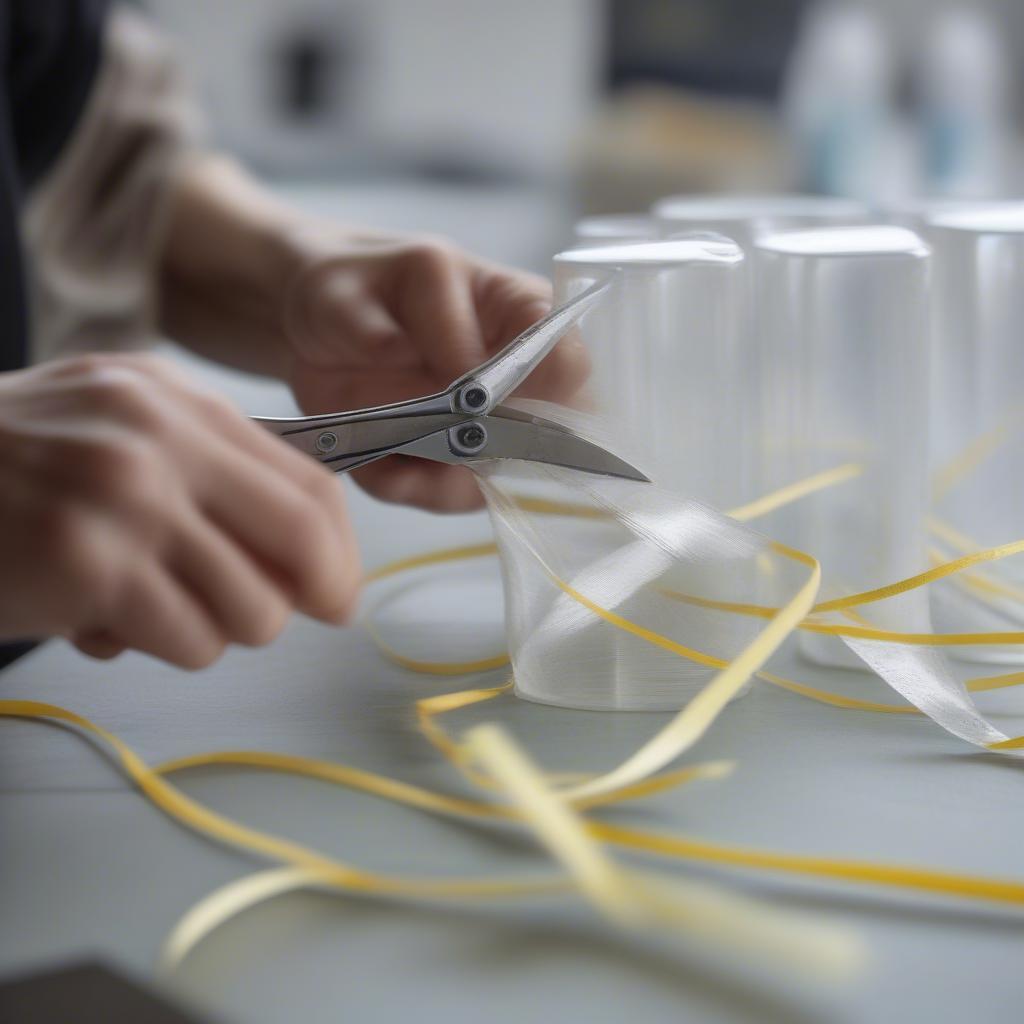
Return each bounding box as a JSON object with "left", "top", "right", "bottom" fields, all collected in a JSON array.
[
  {"left": 80, "top": 437, "right": 161, "bottom": 507},
  {"left": 47, "top": 351, "right": 119, "bottom": 380},
  {"left": 404, "top": 237, "right": 456, "bottom": 275},
  {"left": 42, "top": 505, "right": 122, "bottom": 610},
  {"left": 194, "top": 389, "right": 242, "bottom": 428},
  {"left": 82, "top": 368, "right": 167, "bottom": 433}
]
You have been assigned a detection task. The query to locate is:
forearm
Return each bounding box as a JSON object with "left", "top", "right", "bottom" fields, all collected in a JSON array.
[{"left": 157, "top": 154, "right": 308, "bottom": 378}]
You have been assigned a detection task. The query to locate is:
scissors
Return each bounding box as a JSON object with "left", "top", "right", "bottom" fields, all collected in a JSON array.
[{"left": 252, "top": 279, "right": 649, "bottom": 482}]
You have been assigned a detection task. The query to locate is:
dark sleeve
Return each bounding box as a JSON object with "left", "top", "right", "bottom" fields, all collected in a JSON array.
[{"left": 7, "top": 0, "right": 110, "bottom": 190}]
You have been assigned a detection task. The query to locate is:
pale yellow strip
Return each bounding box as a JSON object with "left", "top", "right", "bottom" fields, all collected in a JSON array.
[
  {"left": 464, "top": 723, "right": 863, "bottom": 979},
  {"left": 967, "top": 671, "right": 1024, "bottom": 693},
  {"left": 559, "top": 546, "right": 821, "bottom": 803},
  {"left": 929, "top": 544, "right": 1024, "bottom": 605},
  {"left": 364, "top": 543, "right": 497, "bottom": 585},
  {"left": 161, "top": 867, "right": 315, "bottom": 973},
  {"left": 929, "top": 517, "right": 986, "bottom": 555},
  {"left": 727, "top": 462, "right": 863, "bottom": 522},
  {"left": 932, "top": 414, "right": 1020, "bottom": 502},
  {"left": 155, "top": 746, "right": 733, "bottom": 816},
  {"left": 366, "top": 627, "right": 509, "bottom": 676},
  {"left": 150, "top": 713, "right": 1024, "bottom": 911},
  {"left": 512, "top": 495, "right": 612, "bottom": 520},
  {"left": 464, "top": 723, "right": 637, "bottom": 924}
]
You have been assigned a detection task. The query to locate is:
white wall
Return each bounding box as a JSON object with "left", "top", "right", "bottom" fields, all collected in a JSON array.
[{"left": 144, "top": 0, "right": 604, "bottom": 178}]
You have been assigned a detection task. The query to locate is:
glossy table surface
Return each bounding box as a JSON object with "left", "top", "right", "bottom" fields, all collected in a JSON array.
[{"left": 3, "top": 183, "right": 1023, "bottom": 1024}]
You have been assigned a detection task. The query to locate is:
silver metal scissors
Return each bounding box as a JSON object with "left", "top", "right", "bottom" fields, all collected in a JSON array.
[{"left": 252, "top": 279, "right": 649, "bottom": 482}]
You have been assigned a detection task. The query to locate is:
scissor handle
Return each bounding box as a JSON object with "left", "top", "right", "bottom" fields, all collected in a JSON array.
[{"left": 253, "top": 402, "right": 464, "bottom": 473}]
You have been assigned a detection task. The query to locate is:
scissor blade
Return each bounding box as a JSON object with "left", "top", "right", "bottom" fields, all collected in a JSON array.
[
  {"left": 448, "top": 275, "right": 616, "bottom": 410},
  {"left": 396, "top": 404, "right": 650, "bottom": 483}
]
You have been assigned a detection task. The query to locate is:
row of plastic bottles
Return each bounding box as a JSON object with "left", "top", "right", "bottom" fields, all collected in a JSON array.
[{"left": 783, "top": 2, "right": 1013, "bottom": 200}]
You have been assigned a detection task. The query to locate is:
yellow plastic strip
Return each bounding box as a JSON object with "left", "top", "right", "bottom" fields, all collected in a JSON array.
[
  {"left": 462, "top": 723, "right": 863, "bottom": 978},
  {"left": 594, "top": 823, "right": 1024, "bottom": 907},
  {"left": 796, "top": 621, "right": 1024, "bottom": 646},
  {"left": 0, "top": 700, "right": 563, "bottom": 900},
  {"left": 463, "top": 723, "right": 637, "bottom": 924},
  {"left": 511, "top": 495, "right": 612, "bottom": 520},
  {"left": 811, "top": 538, "right": 1024, "bottom": 613},
  {"left": 988, "top": 736, "right": 1024, "bottom": 751},
  {"left": 661, "top": 538, "right": 1024, "bottom": 625},
  {"left": 1, "top": 694, "right": 1004, "bottom": 973},
  {"left": 929, "top": 544, "right": 1024, "bottom": 605},
  {"left": 357, "top": 463, "right": 864, "bottom": 679},
  {"left": 364, "top": 543, "right": 497, "bottom": 584},
  {"left": 412, "top": 683, "right": 736, "bottom": 803},
  {"left": 558, "top": 545, "right": 821, "bottom": 803},
  {"left": 756, "top": 672, "right": 920, "bottom": 714},
  {"left": 727, "top": 462, "right": 863, "bottom": 523},
  {"left": 365, "top": 628, "right": 509, "bottom": 676},
  {"left": 153, "top": 716, "right": 1024, "bottom": 912},
  {"left": 155, "top": 746, "right": 732, "bottom": 816},
  {"left": 931, "top": 414, "right": 1020, "bottom": 501},
  {"left": 967, "top": 671, "right": 1024, "bottom": 693}
]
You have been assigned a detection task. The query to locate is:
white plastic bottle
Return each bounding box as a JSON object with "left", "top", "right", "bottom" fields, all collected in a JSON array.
[
  {"left": 916, "top": 7, "right": 1011, "bottom": 198},
  {"left": 781, "top": 2, "right": 894, "bottom": 199}
]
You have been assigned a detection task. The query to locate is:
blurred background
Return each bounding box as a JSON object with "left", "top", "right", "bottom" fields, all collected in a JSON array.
[{"left": 141, "top": 0, "right": 1024, "bottom": 270}]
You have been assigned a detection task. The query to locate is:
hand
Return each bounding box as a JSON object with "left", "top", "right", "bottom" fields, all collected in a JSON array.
[
  {"left": 0, "top": 354, "right": 360, "bottom": 667},
  {"left": 282, "top": 233, "right": 590, "bottom": 511}
]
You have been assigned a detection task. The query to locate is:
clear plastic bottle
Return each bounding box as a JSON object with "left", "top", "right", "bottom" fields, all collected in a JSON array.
[
  {"left": 927, "top": 205, "right": 1024, "bottom": 662},
  {"left": 571, "top": 213, "right": 659, "bottom": 247},
  {"left": 499, "top": 237, "right": 757, "bottom": 711},
  {"left": 651, "top": 193, "right": 868, "bottom": 253},
  {"left": 553, "top": 238, "right": 748, "bottom": 509},
  {"left": 751, "top": 225, "right": 932, "bottom": 668}
]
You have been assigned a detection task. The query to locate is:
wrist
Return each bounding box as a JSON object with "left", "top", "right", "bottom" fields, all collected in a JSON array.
[{"left": 160, "top": 155, "right": 309, "bottom": 365}]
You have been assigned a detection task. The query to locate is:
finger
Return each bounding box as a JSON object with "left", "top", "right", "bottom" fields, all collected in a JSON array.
[
  {"left": 392, "top": 246, "right": 486, "bottom": 381},
  {"left": 294, "top": 367, "right": 442, "bottom": 416},
  {"left": 170, "top": 510, "right": 293, "bottom": 647},
  {"left": 109, "top": 562, "right": 227, "bottom": 670},
  {"left": 163, "top": 386, "right": 356, "bottom": 554},
  {"left": 195, "top": 434, "right": 361, "bottom": 623},
  {"left": 73, "top": 630, "right": 126, "bottom": 661},
  {"left": 474, "top": 270, "right": 590, "bottom": 403},
  {"left": 297, "top": 267, "right": 417, "bottom": 370},
  {"left": 353, "top": 458, "right": 484, "bottom": 512}
]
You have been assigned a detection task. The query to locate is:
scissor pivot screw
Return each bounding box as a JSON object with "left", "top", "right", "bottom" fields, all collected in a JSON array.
[
  {"left": 316, "top": 431, "right": 339, "bottom": 454},
  {"left": 449, "top": 422, "right": 488, "bottom": 457},
  {"left": 454, "top": 383, "right": 490, "bottom": 414}
]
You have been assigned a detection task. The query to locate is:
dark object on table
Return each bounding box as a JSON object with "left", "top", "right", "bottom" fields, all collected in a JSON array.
[
  {"left": 0, "top": 642, "right": 38, "bottom": 672},
  {"left": 0, "top": 961, "right": 211, "bottom": 1024}
]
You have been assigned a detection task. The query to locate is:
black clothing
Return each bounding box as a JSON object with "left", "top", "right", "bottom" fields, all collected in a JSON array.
[
  {"left": 1, "top": 0, "right": 108, "bottom": 373},
  {"left": 0, "top": 1, "right": 109, "bottom": 667}
]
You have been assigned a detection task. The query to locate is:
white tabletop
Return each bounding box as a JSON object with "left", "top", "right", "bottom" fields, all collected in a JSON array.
[{"left": 3, "top": 184, "right": 1023, "bottom": 1023}]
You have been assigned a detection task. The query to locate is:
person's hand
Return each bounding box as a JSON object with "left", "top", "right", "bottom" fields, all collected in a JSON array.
[
  {"left": 282, "top": 233, "right": 590, "bottom": 511},
  {"left": 0, "top": 354, "right": 360, "bottom": 667}
]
